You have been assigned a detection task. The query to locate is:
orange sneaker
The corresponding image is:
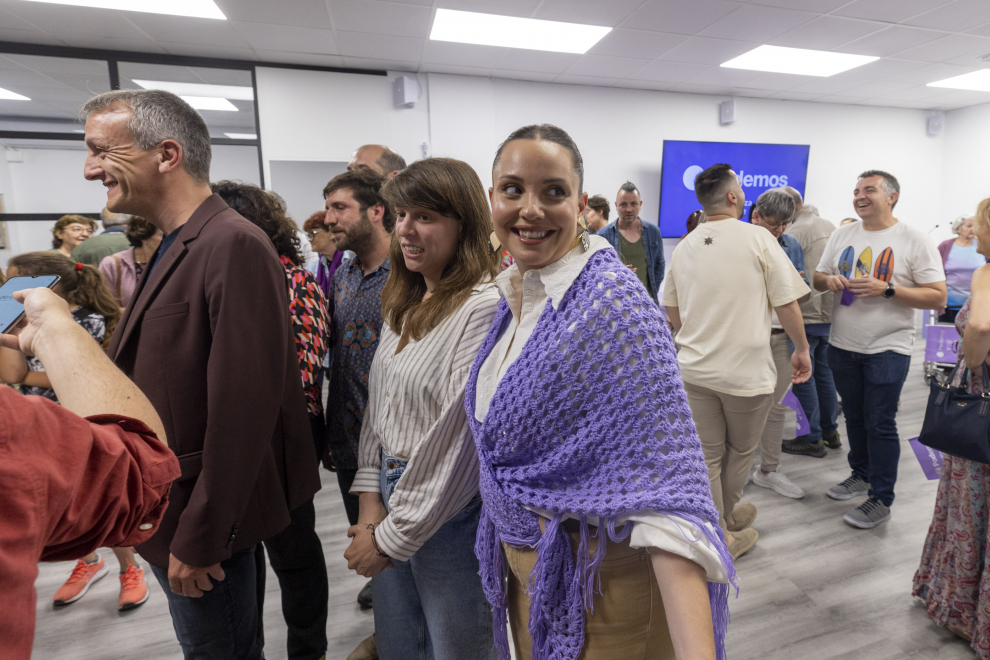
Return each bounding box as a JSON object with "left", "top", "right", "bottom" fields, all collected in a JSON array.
[
  {"left": 53, "top": 556, "right": 109, "bottom": 606},
  {"left": 118, "top": 563, "right": 150, "bottom": 611}
]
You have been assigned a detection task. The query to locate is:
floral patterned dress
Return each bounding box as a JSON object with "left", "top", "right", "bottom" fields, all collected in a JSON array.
[{"left": 913, "top": 297, "right": 990, "bottom": 656}]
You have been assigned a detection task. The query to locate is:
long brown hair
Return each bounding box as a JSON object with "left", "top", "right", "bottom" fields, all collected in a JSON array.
[
  {"left": 381, "top": 158, "right": 498, "bottom": 340},
  {"left": 8, "top": 252, "right": 122, "bottom": 349}
]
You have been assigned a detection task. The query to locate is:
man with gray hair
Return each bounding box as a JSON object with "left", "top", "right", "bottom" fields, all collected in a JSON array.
[
  {"left": 348, "top": 144, "right": 406, "bottom": 179},
  {"left": 71, "top": 207, "right": 132, "bottom": 266},
  {"left": 81, "top": 89, "right": 322, "bottom": 659},
  {"left": 598, "top": 181, "right": 665, "bottom": 304}
]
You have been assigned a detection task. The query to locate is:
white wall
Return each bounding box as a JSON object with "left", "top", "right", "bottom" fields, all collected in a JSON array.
[
  {"left": 941, "top": 102, "right": 990, "bottom": 242},
  {"left": 428, "top": 74, "right": 945, "bottom": 236}
]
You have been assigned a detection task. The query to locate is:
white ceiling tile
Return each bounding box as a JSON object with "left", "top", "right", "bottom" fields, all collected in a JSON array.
[
  {"left": 789, "top": 76, "right": 868, "bottom": 94},
  {"left": 903, "top": 0, "right": 990, "bottom": 32},
  {"left": 745, "top": 0, "right": 849, "bottom": 10},
  {"left": 533, "top": 0, "right": 644, "bottom": 27},
  {"left": 739, "top": 72, "right": 819, "bottom": 90},
  {"left": 492, "top": 50, "right": 580, "bottom": 74},
  {"left": 0, "top": 3, "right": 150, "bottom": 41},
  {"left": 434, "top": 0, "right": 542, "bottom": 18},
  {"left": 378, "top": 0, "right": 432, "bottom": 4},
  {"left": 627, "top": 60, "right": 711, "bottom": 82},
  {"left": 833, "top": 0, "right": 953, "bottom": 23},
  {"left": 253, "top": 50, "right": 347, "bottom": 67},
  {"left": 329, "top": 0, "right": 431, "bottom": 38},
  {"left": 835, "top": 26, "right": 947, "bottom": 58},
  {"left": 157, "top": 43, "right": 259, "bottom": 60},
  {"left": 335, "top": 31, "right": 424, "bottom": 62},
  {"left": 0, "top": 29, "right": 58, "bottom": 46},
  {"left": 769, "top": 91, "right": 822, "bottom": 100},
  {"left": 829, "top": 58, "right": 928, "bottom": 81},
  {"left": 885, "top": 62, "right": 982, "bottom": 84},
  {"left": 564, "top": 54, "right": 652, "bottom": 78},
  {"left": 657, "top": 36, "right": 761, "bottom": 66},
  {"left": 422, "top": 40, "right": 506, "bottom": 68},
  {"left": 613, "top": 79, "right": 675, "bottom": 91},
  {"left": 823, "top": 93, "right": 874, "bottom": 102},
  {"left": 124, "top": 14, "right": 254, "bottom": 48},
  {"left": 4, "top": 54, "right": 107, "bottom": 75},
  {"left": 873, "top": 86, "right": 954, "bottom": 101},
  {"left": 340, "top": 56, "right": 416, "bottom": 72},
  {"left": 666, "top": 82, "right": 732, "bottom": 95},
  {"left": 0, "top": 6, "right": 47, "bottom": 31},
  {"left": 620, "top": 0, "right": 743, "bottom": 36},
  {"left": 554, "top": 74, "right": 621, "bottom": 87},
  {"left": 895, "top": 34, "right": 990, "bottom": 63},
  {"left": 966, "top": 23, "right": 990, "bottom": 37},
  {"left": 233, "top": 23, "right": 337, "bottom": 55},
  {"left": 698, "top": 4, "right": 816, "bottom": 42},
  {"left": 489, "top": 69, "right": 558, "bottom": 83},
  {"left": 840, "top": 80, "right": 919, "bottom": 97},
  {"left": 927, "top": 89, "right": 990, "bottom": 103},
  {"left": 215, "top": 0, "right": 332, "bottom": 29},
  {"left": 423, "top": 62, "right": 494, "bottom": 77},
  {"left": 683, "top": 66, "right": 765, "bottom": 87},
  {"left": 734, "top": 88, "right": 778, "bottom": 98},
  {"left": 49, "top": 35, "right": 167, "bottom": 53},
  {"left": 769, "top": 16, "right": 885, "bottom": 50},
  {"left": 587, "top": 29, "right": 687, "bottom": 60}
]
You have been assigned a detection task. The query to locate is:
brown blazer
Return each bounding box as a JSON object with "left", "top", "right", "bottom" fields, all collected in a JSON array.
[{"left": 108, "top": 194, "right": 321, "bottom": 569}]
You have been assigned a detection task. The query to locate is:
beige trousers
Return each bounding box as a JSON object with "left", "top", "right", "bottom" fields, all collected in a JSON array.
[
  {"left": 504, "top": 522, "right": 674, "bottom": 660},
  {"left": 758, "top": 332, "right": 794, "bottom": 473},
  {"left": 685, "top": 381, "right": 774, "bottom": 529}
]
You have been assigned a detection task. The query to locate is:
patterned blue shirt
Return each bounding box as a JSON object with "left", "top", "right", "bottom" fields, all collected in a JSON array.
[
  {"left": 779, "top": 233, "right": 807, "bottom": 285},
  {"left": 325, "top": 255, "right": 390, "bottom": 470}
]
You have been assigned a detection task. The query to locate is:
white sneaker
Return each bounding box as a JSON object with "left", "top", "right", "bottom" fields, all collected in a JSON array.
[{"left": 752, "top": 467, "right": 805, "bottom": 499}]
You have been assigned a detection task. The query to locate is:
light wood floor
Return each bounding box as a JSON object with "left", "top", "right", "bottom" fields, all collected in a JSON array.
[{"left": 31, "top": 341, "right": 977, "bottom": 659}]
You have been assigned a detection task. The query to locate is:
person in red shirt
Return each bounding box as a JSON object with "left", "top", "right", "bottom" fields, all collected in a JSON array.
[{"left": 0, "top": 287, "right": 179, "bottom": 660}]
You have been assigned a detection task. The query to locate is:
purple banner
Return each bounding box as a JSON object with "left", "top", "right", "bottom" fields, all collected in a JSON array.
[
  {"left": 841, "top": 289, "right": 855, "bottom": 306},
  {"left": 781, "top": 390, "right": 810, "bottom": 437},
  {"left": 925, "top": 324, "right": 960, "bottom": 364},
  {"left": 909, "top": 437, "right": 944, "bottom": 480}
]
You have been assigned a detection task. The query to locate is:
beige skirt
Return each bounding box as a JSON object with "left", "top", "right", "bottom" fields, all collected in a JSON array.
[{"left": 503, "top": 520, "right": 675, "bottom": 660}]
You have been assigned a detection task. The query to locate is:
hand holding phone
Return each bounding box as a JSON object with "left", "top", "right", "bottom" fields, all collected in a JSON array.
[{"left": 0, "top": 275, "right": 60, "bottom": 336}]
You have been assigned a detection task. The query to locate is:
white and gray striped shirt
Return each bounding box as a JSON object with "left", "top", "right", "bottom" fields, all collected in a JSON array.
[{"left": 351, "top": 283, "right": 501, "bottom": 561}]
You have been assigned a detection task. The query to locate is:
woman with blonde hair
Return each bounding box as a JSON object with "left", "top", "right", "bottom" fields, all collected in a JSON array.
[
  {"left": 343, "top": 157, "right": 500, "bottom": 659},
  {"left": 50, "top": 215, "right": 97, "bottom": 258}
]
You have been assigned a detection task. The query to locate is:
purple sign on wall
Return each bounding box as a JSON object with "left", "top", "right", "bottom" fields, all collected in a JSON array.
[
  {"left": 909, "top": 437, "right": 944, "bottom": 480},
  {"left": 781, "top": 390, "right": 810, "bottom": 437},
  {"left": 925, "top": 325, "right": 960, "bottom": 364}
]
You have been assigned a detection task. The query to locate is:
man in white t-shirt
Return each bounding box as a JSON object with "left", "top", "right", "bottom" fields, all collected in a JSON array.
[
  {"left": 815, "top": 170, "right": 946, "bottom": 529},
  {"left": 663, "top": 163, "right": 811, "bottom": 560}
]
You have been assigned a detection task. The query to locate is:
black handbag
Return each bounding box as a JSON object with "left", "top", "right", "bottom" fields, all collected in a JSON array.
[{"left": 919, "top": 362, "right": 990, "bottom": 465}]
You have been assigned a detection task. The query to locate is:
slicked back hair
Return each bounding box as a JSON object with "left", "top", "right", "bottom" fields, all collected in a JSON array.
[
  {"left": 694, "top": 163, "right": 735, "bottom": 209},
  {"left": 493, "top": 123, "right": 584, "bottom": 192},
  {"left": 857, "top": 169, "right": 900, "bottom": 208},
  {"left": 80, "top": 89, "right": 212, "bottom": 184},
  {"left": 323, "top": 168, "right": 395, "bottom": 232}
]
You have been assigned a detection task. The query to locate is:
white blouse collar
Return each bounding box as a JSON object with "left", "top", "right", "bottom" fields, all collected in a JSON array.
[{"left": 495, "top": 234, "right": 612, "bottom": 311}]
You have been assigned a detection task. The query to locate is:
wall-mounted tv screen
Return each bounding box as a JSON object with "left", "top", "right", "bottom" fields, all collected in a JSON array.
[{"left": 658, "top": 140, "right": 810, "bottom": 237}]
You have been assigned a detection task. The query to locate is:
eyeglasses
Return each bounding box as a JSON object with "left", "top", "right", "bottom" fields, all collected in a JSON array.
[{"left": 305, "top": 230, "right": 327, "bottom": 240}]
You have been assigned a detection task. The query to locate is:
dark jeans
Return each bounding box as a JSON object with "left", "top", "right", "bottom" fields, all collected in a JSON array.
[
  {"left": 255, "top": 499, "right": 329, "bottom": 660},
  {"left": 938, "top": 307, "right": 961, "bottom": 324},
  {"left": 336, "top": 468, "right": 360, "bottom": 527},
  {"left": 828, "top": 346, "right": 911, "bottom": 507},
  {"left": 151, "top": 547, "right": 263, "bottom": 660},
  {"left": 791, "top": 334, "right": 839, "bottom": 441}
]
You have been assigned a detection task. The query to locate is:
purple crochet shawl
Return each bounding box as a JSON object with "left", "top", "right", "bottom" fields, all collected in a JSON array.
[{"left": 465, "top": 248, "right": 736, "bottom": 660}]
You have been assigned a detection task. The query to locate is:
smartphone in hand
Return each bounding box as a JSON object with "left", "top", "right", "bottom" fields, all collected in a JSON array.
[{"left": 0, "top": 275, "right": 61, "bottom": 335}]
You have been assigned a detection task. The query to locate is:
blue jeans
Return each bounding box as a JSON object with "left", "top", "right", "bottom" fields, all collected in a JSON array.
[
  {"left": 373, "top": 455, "right": 495, "bottom": 660},
  {"left": 828, "top": 347, "right": 911, "bottom": 507},
  {"left": 151, "top": 547, "right": 262, "bottom": 660},
  {"left": 791, "top": 334, "right": 839, "bottom": 441}
]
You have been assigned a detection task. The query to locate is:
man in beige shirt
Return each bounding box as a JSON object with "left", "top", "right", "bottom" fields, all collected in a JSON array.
[{"left": 663, "top": 163, "right": 811, "bottom": 560}]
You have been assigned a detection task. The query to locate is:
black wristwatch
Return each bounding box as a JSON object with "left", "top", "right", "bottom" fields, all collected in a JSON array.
[{"left": 883, "top": 283, "right": 896, "bottom": 299}]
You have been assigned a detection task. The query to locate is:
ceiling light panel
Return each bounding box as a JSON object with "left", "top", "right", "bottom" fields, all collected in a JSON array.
[
  {"left": 721, "top": 45, "right": 878, "bottom": 77},
  {"left": 21, "top": 0, "right": 225, "bottom": 19},
  {"left": 181, "top": 96, "right": 238, "bottom": 111},
  {"left": 0, "top": 87, "right": 30, "bottom": 101},
  {"left": 132, "top": 80, "right": 253, "bottom": 100},
  {"left": 429, "top": 8, "right": 610, "bottom": 55},
  {"left": 928, "top": 70, "right": 990, "bottom": 92},
  {"left": 224, "top": 133, "right": 257, "bottom": 140}
]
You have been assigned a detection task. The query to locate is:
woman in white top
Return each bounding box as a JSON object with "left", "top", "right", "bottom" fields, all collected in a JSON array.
[
  {"left": 343, "top": 157, "right": 500, "bottom": 659},
  {"left": 470, "top": 124, "right": 733, "bottom": 660}
]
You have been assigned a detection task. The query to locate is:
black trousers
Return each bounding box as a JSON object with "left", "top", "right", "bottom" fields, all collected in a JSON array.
[
  {"left": 256, "top": 498, "right": 329, "bottom": 660},
  {"left": 335, "top": 468, "right": 360, "bottom": 527}
]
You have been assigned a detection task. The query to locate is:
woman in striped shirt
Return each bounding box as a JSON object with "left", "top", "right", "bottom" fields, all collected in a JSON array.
[{"left": 343, "top": 157, "right": 500, "bottom": 659}]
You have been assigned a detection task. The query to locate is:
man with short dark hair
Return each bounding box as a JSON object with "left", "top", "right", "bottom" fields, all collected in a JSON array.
[
  {"left": 663, "top": 164, "right": 811, "bottom": 560},
  {"left": 583, "top": 194, "right": 610, "bottom": 232},
  {"left": 597, "top": 181, "right": 665, "bottom": 303},
  {"left": 82, "top": 89, "right": 320, "bottom": 659},
  {"left": 348, "top": 144, "right": 406, "bottom": 179},
  {"left": 815, "top": 170, "right": 946, "bottom": 529},
  {"left": 71, "top": 208, "right": 132, "bottom": 266}
]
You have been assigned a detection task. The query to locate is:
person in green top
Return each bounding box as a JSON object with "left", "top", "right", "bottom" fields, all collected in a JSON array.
[
  {"left": 597, "top": 181, "right": 666, "bottom": 304},
  {"left": 71, "top": 208, "right": 132, "bottom": 266}
]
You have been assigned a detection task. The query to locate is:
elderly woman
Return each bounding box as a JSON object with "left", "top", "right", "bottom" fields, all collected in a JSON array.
[
  {"left": 51, "top": 215, "right": 96, "bottom": 258},
  {"left": 471, "top": 124, "right": 734, "bottom": 660},
  {"left": 98, "top": 216, "right": 162, "bottom": 307},
  {"left": 914, "top": 197, "right": 990, "bottom": 657},
  {"left": 938, "top": 215, "right": 984, "bottom": 323},
  {"left": 303, "top": 210, "right": 343, "bottom": 302}
]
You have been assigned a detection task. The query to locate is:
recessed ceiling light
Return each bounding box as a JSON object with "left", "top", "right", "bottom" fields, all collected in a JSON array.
[
  {"left": 133, "top": 80, "right": 253, "bottom": 100},
  {"left": 721, "top": 45, "right": 878, "bottom": 77},
  {"left": 181, "top": 96, "right": 238, "bottom": 111},
  {"left": 0, "top": 87, "right": 30, "bottom": 101},
  {"left": 429, "top": 8, "right": 610, "bottom": 55},
  {"left": 928, "top": 70, "right": 990, "bottom": 92},
  {"left": 21, "top": 0, "right": 225, "bottom": 19},
  {"left": 224, "top": 133, "right": 257, "bottom": 140}
]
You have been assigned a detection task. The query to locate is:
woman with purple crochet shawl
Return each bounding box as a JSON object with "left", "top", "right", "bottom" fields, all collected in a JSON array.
[{"left": 468, "top": 125, "right": 736, "bottom": 660}]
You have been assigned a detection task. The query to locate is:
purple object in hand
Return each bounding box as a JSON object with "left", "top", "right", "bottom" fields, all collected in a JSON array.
[
  {"left": 909, "top": 437, "right": 943, "bottom": 480},
  {"left": 924, "top": 324, "right": 960, "bottom": 364},
  {"left": 841, "top": 289, "right": 855, "bottom": 306},
  {"left": 781, "top": 390, "right": 810, "bottom": 437}
]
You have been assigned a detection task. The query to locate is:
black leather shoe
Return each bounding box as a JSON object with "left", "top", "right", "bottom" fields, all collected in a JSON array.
[
  {"left": 357, "top": 580, "right": 373, "bottom": 609},
  {"left": 782, "top": 436, "right": 827, "bottom": 458}
]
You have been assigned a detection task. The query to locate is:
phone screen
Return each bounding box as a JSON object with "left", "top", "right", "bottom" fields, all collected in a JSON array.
[{"left": 0, "top": 275, "right": 60, "bottom": 335}]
